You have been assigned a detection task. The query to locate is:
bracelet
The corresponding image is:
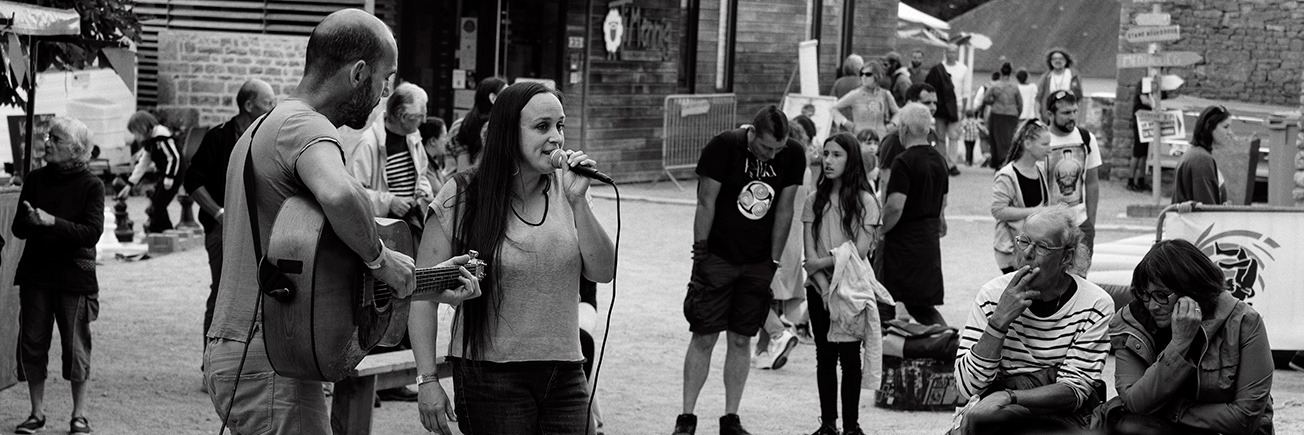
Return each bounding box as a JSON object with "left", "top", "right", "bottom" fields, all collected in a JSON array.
[
  {"left": 363, "top": 238, "right": 386, "bottom": 270},
  {"left": 415, "top": 371, "right": 439, "bottom": 385},
  {"left": 985, "top": 321, "right": 1008, "bottom": 341}
]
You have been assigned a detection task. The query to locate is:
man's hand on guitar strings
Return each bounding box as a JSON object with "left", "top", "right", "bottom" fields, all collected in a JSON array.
[{"left": 375, "top": 247, "right": 417, "bottom": 298}]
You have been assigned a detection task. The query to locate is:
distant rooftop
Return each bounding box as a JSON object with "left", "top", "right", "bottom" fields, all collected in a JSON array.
[{"left": 949, "top": 0, "right": 1121, "bottom": 79}]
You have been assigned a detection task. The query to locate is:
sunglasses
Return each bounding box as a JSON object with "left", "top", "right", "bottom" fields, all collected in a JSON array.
[{"left": 860, "top": 72, "right": 875, "bottom": 77}]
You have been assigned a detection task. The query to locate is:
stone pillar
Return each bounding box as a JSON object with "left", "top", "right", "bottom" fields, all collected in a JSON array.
[{"left": 1295, "top": 124, "right": 1304, "bottom": 207}]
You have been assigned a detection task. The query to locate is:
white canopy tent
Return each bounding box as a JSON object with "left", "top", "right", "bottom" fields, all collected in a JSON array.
[
  {"left": 896, "top": 3, "right": 991, "bottom": 111},
  {"left": 0, "top": 0, "right": 81, "bottom": 177}
]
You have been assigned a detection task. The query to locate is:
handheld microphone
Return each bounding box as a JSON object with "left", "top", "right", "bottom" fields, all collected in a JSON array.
[{"left": 550, "top": 149, "right": 614, "bottom": 184}]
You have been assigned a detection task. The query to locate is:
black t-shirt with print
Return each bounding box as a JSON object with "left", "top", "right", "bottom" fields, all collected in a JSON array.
[{"left": 696, "top": 128, "right": 805, "bottom": 264}]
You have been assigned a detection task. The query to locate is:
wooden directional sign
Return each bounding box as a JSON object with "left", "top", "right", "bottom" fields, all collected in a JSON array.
[
  {"left": 1126, "top": 25, "right": 1181, "bottom": 43},
  {"left": 1135, "top": 12, "right": 1171, "bottom": 26},
  {"left": 1118, "top": 51, "right": 1203, "bottom": 69}
]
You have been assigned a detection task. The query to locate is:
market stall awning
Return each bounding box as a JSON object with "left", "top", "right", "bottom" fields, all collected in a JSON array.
[
  {"left": 898, "top": 3, "right": 952, "bottom": 47},
  {"left": 0, "top": 1, "right": 80, "bottom": 36}
]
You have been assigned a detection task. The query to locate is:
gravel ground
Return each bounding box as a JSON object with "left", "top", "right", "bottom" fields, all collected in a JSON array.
[{"left": 3, "top": 172, "right": 1302, "bottom": 434}]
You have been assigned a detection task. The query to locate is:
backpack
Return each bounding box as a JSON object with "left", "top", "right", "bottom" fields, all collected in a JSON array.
[{"left": 1076, "top": 126, "right": 1093, "bottom": 155}]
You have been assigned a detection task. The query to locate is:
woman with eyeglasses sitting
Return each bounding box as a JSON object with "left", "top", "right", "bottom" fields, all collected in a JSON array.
[
  {"left": 991, "top": 119, "right": 1051, "bottom": 274},
  {"left": 1174, "top": 106, "right": 1234, "bottom": 205},
  {"left": 1103, "top": 239, "right": 1273, "bottom": 435}
]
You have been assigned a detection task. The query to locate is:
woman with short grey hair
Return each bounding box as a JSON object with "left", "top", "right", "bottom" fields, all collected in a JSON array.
[{"left": 12, "top": 116, "right": 105, "bottom": 435}]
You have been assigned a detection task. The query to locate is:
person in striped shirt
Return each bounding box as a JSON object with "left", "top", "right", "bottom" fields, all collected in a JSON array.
[
  {"left": 952, "top": 204, "right": 1113, "bottom": 431},
  {"left": 346, "top": 82, "right": 435, "bottom": 225}
]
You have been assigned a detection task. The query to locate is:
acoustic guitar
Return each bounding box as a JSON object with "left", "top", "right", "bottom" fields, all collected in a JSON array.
[{"left": 261, "top": 195, "right": 485, "bottom": 381}]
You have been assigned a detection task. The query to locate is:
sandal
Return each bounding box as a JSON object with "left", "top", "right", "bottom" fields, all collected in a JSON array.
[
  {"left": 15, "top": 415, "right": 44, "bottom": 434},
  {"left": 70, "top": 416, "right": 92, "bottom": 434}
]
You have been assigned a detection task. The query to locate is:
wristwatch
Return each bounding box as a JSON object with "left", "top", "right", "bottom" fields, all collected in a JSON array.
[{"left": 416, "top": 372, "right": 439, "bottom": 385}]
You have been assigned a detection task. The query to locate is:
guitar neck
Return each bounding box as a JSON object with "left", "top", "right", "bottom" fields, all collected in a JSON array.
[{"left": 410, "top": 265, "right": 466, "bottom": 296}]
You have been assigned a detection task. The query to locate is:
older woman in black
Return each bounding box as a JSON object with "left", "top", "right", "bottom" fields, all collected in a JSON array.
[{"left": 12, "top": 117, "right": 105, "bottom": 435}]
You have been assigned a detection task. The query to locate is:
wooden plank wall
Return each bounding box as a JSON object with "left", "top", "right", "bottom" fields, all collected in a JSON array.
[
  {"left": 564, "top": 0, "right": 682, "bottom": 181},
  {"left": 695, "top": 0, "right": 897, "bottom": 125}
]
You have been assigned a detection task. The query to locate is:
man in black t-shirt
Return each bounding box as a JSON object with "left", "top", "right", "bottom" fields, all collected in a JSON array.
[
  {"left": 881, "top": 103, "right": 950, "bottom": 327},
  {"left": 877, "top": 83, "right": 950, "bottom": 190},
  {"left": 674, "top": 106, "right": 804, "bottom": 435}
]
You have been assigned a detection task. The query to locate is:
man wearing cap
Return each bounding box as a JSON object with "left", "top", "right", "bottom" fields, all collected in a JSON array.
[{"left": 1041, "top": 90, "right": 1100, "bottom": 266}]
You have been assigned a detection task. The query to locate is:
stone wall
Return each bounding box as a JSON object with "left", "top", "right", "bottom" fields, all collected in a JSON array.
[
  {"left": 155, "top": 29, "right": 306, "bottom": 126},
  {"left": 1112, "top": 0, "right": 1304, "bottom": 181}
]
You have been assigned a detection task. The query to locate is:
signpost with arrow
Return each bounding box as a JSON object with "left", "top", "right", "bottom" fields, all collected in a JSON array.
[{"left": 1119, "top": 1, "right": 1198, "bottom": 203}]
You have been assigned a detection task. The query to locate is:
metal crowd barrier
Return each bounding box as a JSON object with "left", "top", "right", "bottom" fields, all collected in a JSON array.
[{"left": 661, "top": 94, "right": 736, "bottom": 190}]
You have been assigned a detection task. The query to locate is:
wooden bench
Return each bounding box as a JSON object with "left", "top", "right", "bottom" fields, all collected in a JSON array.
[{"left": 330, "top": 352, "right": 451, "bottom": 435}]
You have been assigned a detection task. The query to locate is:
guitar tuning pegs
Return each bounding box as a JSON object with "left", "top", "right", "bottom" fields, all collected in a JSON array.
[{"left": 468, "top": 250, "right": 479, "bottom": 259}]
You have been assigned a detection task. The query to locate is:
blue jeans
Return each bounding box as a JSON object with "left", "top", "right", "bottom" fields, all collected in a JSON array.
[{"left": 451, "top": 358, "right": 590, "bottom": 435}]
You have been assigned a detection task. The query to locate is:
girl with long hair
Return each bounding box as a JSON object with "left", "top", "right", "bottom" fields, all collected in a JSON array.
[
  {"left": 448, "top": 77, "right": 509, "bottom": 171},
  {"left": 410, "top": 82, "right": 616, "bottom": 435},
  {"left": 1173, "top": 105, "right": 1233, "bottom": 205},
  {"left": 991, "top": 120, "right": 1051, "bottom": 273},
  {"left": 801, "top": 133, "right": 880, "bottom": 435}
]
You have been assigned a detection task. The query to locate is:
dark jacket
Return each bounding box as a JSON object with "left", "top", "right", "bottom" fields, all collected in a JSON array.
[
  {"left": 184, "top": 118, "right": 242, "bottom": 229},
  {"left": 12, "top": 164, "right": 105, "bottom": 294},
  {"left": 925, "top": 63, "right": 958, "bottom": 122},
  {"left": 1110, "top": 292, "right": 1273, "bottom": 435},
  {"left": 1173, "top": 146, "right": 1226, "bottom": 205}
]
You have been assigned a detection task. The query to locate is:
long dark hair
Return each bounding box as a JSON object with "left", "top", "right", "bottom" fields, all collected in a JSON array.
[
  {"left": 454, "top": 77, "right": 508, "bottom": 162},
  {"left": 1130, "top": 239, "right": 1224, "bottom": 315},
  {"left": 450, "top": 81, "right": 559, "bottom": 359},
  {"left": 1191, "top": 105, "right": 1230, "bottom": 152},
  {"left": 1005, "top": 119, "right": 1048, "bottom": 167},
  {"left": 812, "top": 133, "right": 873, "bottom": 244}
]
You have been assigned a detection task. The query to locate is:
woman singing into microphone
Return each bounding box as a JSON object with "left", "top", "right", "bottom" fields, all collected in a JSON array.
[{"left": 410, "top": 82, "right": 616, "bottom": 435}]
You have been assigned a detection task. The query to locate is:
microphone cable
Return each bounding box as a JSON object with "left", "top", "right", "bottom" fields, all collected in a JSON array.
[
  {"left": 586, "top": 182, "right": 619, "bottom": 435},
  {"left": 218, "top": 290, "right": 262, "bottom": 435}
]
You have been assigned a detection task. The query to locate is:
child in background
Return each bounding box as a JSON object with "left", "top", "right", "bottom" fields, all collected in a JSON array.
[
  {"left": 855, "top": 129, "right": 880, "bottom": 193},
  {"left": 958, "top": 109, "right": 987, "bottom": 167}
]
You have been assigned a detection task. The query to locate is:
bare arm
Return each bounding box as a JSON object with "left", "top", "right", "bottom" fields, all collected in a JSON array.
[
  {"left": 572, "top": 195, "right": 616, "bottom": 283},
  {"left": 769, "top": 185, "right": 797, "bottom": 262},
  {"left": 881, "top": 192, "right": 906, "bottom": 234},
  {"left": 694, "top": 177, "right": 722, "bottom": 245},
  {"left": 830, "top": 92, "right": 855, "bottom": 127},
  {"left": 1084, "top": 167, "right": 1099, "bottom": 228},
  {"left": 298, "top": 141, "right": 414, "bottom": 295},
  {"left": 190, "top": 187, "right": 223, "bottom": 219}
]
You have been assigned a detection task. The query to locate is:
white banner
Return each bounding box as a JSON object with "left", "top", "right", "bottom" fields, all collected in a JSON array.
[{"left": 1161, "top": 209, "right": 1304, "bottom": 350}]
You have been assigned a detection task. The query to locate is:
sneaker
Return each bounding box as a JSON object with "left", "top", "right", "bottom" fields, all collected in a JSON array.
[
  {"left": 794, "top": 323, "right": 815, "bottom": 345},
  {"left": 719, "top": 414, "right": 752, "bottom": 435},
  {"left": 672, "top": 414, "right": 697, "bottom": 435},
  {"left": 15, "top": 415, "right": 44, "bottom": 434},
  {"left": 809, "top": 421, "right": 840, "bottom": 435},
  {"left": 70, "top": 416, "right": 92, "bottom": 434},
  {"left": 948, "top": 166, "right": 961, "bottom": 176},
  {"left": 752, "top": 350, "right": 772, "bottom": 369},
  {"left": 767, "top": 330, "right": 799, "bottom": 370},
  {"left": 843, "top": 424, "right": 865, "bottom": 435}
]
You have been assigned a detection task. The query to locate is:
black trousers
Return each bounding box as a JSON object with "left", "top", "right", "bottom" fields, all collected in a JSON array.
[
  {"left": 807, "top": 285, "right": 862, "bottom": 427},
  {"left": 146, "top": 181, "right": 179, "bottom": 233}
]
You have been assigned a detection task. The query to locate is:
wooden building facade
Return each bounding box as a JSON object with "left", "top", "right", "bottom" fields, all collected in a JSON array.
[{"left": 404, "top": 0, "right": 899, "bottom": 181}]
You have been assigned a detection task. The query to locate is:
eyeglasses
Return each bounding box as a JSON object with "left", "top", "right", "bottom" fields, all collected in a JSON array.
[
  {"left": 43, "top": 133, "right": 67, "bottom": 145},
  {"left": 1133, "top": 288, "right": 1177, "bottom": 304},
  {"left": 1013, "top": 235, "right": 1069, "bottom": 256},
  {"left": 860, "top": 72, "right": 875, "bottom": 77}
]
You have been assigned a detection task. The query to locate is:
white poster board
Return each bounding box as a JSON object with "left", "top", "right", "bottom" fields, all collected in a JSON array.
[
  {"left": 1161, "top": 208, "right": 1304, "bottom": 350},
  {"left": 798, "top": 40, "right": 820, "bottom": 96},
  {"left": 780, "top": 94, "right": 837, "bottom": 146},
  {"left": 1135, "top": 109, "right": 1186, "bottom": 143}
]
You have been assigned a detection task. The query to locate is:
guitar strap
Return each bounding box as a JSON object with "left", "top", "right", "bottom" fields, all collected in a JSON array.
[{"left": 240, "top": 115, "right": 296, "bottom": 301}]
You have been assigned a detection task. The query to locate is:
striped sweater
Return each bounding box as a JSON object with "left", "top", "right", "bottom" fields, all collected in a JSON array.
[{"left": 954, "top": 273, "right": 1114, "bottom": 408}]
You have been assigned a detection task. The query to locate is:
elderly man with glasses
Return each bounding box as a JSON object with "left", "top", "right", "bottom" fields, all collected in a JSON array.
[
  {"left": 346, "top": 81, "right": 435, "bottom": 226},
  {"left": 951, "top": 204, "right": 1114, "bottom": 433}
]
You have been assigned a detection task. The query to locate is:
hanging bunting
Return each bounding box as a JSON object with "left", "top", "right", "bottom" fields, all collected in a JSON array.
[
  {"left": 100, "top": 46, "right": 136, "bottom": 95},
  {"left": 7, "top": 33, "right": 27, "bottom": 86}
]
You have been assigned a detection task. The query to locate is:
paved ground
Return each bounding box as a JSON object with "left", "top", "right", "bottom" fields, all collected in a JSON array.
[{"left": 3, "top": 171, "right": 1303, "bottom": 434}]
